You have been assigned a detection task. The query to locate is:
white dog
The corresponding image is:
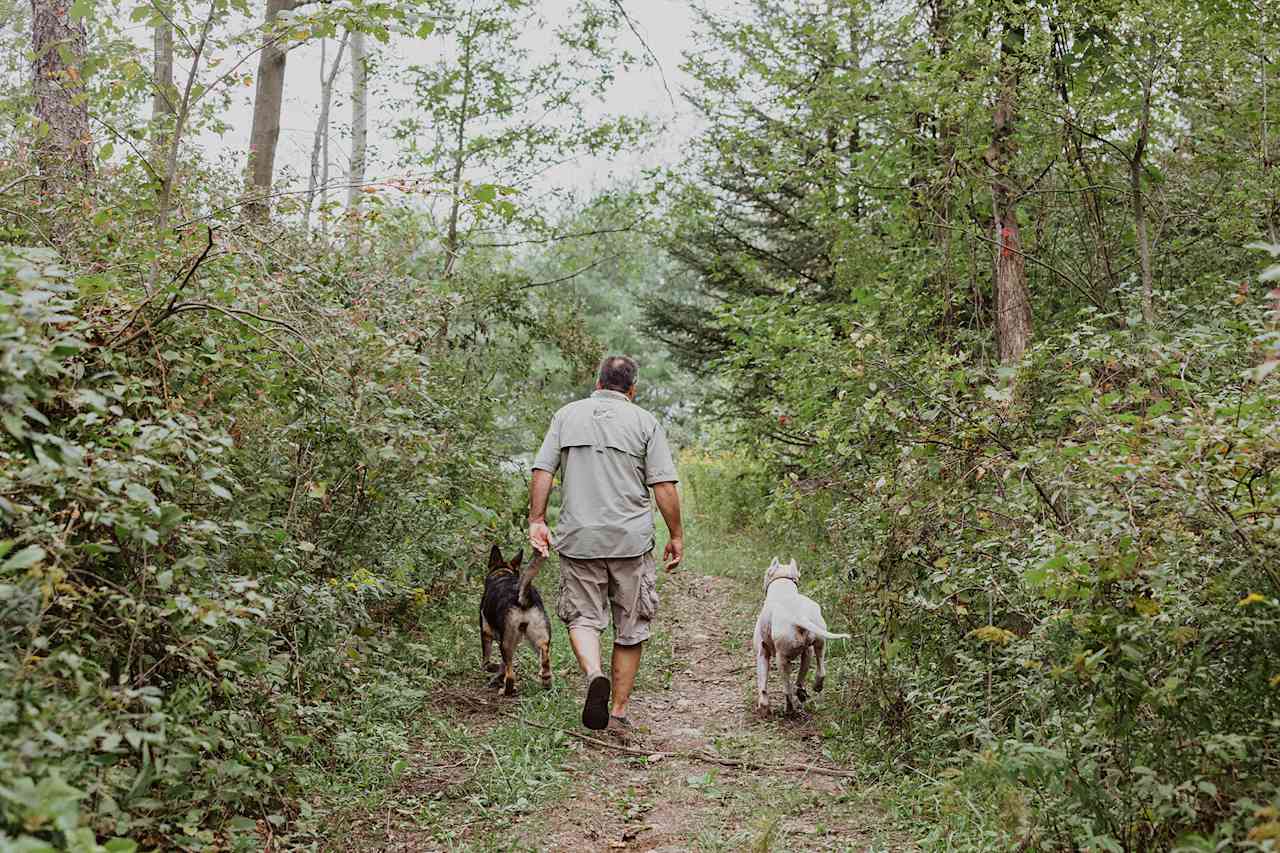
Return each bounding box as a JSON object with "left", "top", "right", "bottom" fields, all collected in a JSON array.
[{"left": 752, "top": 558, "right": 849, "bottom": 715}]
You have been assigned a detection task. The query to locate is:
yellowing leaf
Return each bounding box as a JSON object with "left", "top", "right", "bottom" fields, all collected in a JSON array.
[
  {"left": 1238, "top": 593, "right": 1267, "bottom": 607},
  {"left": 969, "top": 625, "right": 1016, "bottom": 646},
  {"left": 1248, "top": 822, "right": 1280, "bottom": 842}
]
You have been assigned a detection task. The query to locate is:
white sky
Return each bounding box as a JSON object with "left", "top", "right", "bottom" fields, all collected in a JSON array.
[{"left": 196, "top": 0, "right": 739, "bottom": 202}]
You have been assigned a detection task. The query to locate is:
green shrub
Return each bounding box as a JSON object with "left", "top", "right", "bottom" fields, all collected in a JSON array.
[
  {"left": 0, "top": 229, "right": 534, "bottom": 847},
  {"left": 685, "top": 253, "right": 1280, "bottom": 849}
]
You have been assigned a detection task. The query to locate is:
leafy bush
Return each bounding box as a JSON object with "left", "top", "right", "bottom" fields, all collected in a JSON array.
[
  {"left": 0, "top": 221, "right": 541, "bottom": 847},
  {"left": 691, "top": 266, "right": 1280, "bottom": 848}
]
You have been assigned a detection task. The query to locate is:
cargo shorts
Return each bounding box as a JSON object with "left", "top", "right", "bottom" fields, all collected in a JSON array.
[{"left": 556, "top": 552, "right": 659, "bottom": 646}]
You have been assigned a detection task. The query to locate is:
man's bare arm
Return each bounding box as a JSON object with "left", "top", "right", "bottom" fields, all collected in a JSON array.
[
  {"left": 528, "top": 469, "right": 554, "bottom": 556},
  {"left": 652, "top": 481, "right": 684, "bottom": 570}
]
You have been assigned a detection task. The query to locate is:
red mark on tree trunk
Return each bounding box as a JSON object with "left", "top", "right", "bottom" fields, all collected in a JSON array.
[{"left": 1000, "top": 224, "right": 1016, "bottom": 259}]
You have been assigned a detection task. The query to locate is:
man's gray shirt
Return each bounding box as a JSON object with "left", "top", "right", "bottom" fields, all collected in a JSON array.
[{"left": 532, "top": 389, "right": 678, "bottom": 559}]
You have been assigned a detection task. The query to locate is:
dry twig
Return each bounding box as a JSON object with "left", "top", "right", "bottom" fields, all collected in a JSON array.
[{"left": 507, "top": 713, "right": 859, "bottom": 780}]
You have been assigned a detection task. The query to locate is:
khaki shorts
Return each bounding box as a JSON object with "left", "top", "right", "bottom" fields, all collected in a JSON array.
[{"left": 556, "top": 552, "right": 658, "bottom": 646}]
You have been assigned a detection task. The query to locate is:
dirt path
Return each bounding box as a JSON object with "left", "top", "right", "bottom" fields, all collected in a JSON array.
[
  {"left": 351, "top": 559, "right": 913, "bottom": 852},
  {"left": 518, "top": 569, "right": 911, "bottom": 853}
]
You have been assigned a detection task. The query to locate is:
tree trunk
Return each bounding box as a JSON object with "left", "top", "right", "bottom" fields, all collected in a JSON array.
[
  {"left": 443, "top": 19, "right": 475, "bottom": 277},
  {"left": 320, "top": 99, "right": 332, "bottom": 242},
  {"left": 929, "top": 0, "right": 958, "bottom": 331},
  {"left": 1262, "top": 1, "right": 1277, "bottom": 243},
  {"left": 146, "top": 3, "right": 215, "bottom": 293},
  {"left": 988, "top": 9, "right": 1032, "bottom": 365},
  {"left": 151, "top": 12, "right": 174, "bottom": 173},
  {"left": 244, "top": 0, "right": 296, "bottom": 221},
  {"left": 306, "top": 33, "right": 348, "bottom": 231},
  {"left": 30, "top": 0, "right": 93, "bottom": 187},
  {"left": 346, "top": 29, "right": 368, "bottom": 229},
  {"left": 1132, "top": 75, "right": 1155, "bottom": 324}
]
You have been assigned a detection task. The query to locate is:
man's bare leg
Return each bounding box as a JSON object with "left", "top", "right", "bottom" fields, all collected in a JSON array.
[
  {"left": 569, "top": 627, "right": 610, "bottom": 730},
  {"left": 569, "top": 626, "right": 603, "bottom": 677},
  {"left": 610, "top": 641, "right": 643, "bottom": 718}
]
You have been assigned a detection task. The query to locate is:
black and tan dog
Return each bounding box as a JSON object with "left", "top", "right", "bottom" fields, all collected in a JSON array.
[{"left": 480, "top": 545, "right": 552, "bottom": 695}]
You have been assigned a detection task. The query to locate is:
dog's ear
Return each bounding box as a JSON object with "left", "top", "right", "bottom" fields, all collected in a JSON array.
[
  {"left": 488, "top": 544, "right": 504, "bottom": 569},
  {"left": 769, "top": 557, "right": 780, "bottom": 570},
  {"left": 788, "top": 558, "right": 798, "bottom": 573},
  {"left": 510, "top": 548, "right": 523, "bottom": 568}
]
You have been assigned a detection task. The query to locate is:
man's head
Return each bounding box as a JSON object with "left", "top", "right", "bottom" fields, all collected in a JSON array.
[{"left": 596, "top": 355, "right": 638, "bottom": 398}]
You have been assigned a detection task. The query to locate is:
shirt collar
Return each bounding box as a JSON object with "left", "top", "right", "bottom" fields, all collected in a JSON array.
[{"left": 590, "top": 389, "right": 631, "bottom": 403}]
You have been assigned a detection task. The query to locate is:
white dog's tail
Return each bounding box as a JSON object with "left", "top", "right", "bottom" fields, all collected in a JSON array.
[{"left": 798, "top": 621, "right": 851, "bottom": 641}]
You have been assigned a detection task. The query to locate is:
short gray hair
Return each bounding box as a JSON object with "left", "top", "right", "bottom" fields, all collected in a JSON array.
[{"left": 598, "top": 355, "right": 638, "bottom": 392}]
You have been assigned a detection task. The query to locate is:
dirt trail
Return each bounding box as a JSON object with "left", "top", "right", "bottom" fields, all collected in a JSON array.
[
  {"left": 358, "top": 565, "right": 911, "bottom": 852},
  {"left": 523, "top": 569, "right": 909, "bottom": 853}
]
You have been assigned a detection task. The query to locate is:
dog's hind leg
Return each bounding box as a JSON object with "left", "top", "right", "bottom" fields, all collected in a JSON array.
[
  {"left": 812, "top": 636, "right": 827, "bottom": 693},
  {"left": 796, "top": 645, "right": 812, "bottom": 704},
  {"left": 499, "top": 623, "right": 520, "bottom": 696},
  {"left": 525, "top": 617, "right": 553, "bottom": 689},
  {"left": 755, "top": 645, "right": 771, "bottom": 714},
  {"left": 779, "top": 653, "right": 798, "bottom": 716},
  {"left": 537, "top": 637, "right": 552, "bottom": 689},
  {"left": 481, "top": 614, "right": 499, "bottom": 673}
]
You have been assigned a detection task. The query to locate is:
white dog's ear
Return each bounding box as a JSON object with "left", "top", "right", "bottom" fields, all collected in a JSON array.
[
  {"left": 769, "top": 557, "right": 780, "bottom": 570},
  {"left": 788, "top": 558, "right": 798, "bottom": 572}
]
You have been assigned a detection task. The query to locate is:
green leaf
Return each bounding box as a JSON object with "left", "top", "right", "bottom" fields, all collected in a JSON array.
[
  {"left": 125, "top": 483, "right": 156, "bottom": 504},
  {"left": 3, "top": 545, "right": 47, "bottom": 572}
]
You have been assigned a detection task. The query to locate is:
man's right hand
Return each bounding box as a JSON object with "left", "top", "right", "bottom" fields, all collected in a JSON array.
[
  {"left": 528, "top": 521, "right": 551, "bottom": 557},
  {"left": 663, "top": 536, "right": 683, "bottom": 571}
]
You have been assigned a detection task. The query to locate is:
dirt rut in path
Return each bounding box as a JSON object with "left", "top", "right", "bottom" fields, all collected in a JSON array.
[{"left": 525, "top": 570, "right": 910, "bottom": 853}]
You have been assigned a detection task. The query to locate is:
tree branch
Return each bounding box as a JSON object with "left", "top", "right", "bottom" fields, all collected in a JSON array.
[
  {"left": 518, "top": 257, "right": 612, "bottom": 289},
  {"left": 607, "top": 0, "right": 677, "bottom": 111}
]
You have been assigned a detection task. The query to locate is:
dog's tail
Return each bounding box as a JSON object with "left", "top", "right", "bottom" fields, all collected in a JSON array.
[
  {"left": 517, "top": 552, "right": 546, "bottom": 608},
  {"left": 798, "top": 621, "right": 851, "bottom": 641}
]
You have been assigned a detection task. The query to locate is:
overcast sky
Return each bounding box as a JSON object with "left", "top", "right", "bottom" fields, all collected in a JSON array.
[{"left": 196, "top": 0, "right": 738, "bottom": 202}]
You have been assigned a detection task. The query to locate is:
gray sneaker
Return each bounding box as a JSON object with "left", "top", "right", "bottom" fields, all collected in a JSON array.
[{"left": 607, "top": 714, "right": 636, "bottom": 744}]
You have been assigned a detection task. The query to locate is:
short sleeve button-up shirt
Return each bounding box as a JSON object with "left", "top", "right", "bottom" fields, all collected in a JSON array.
[{"left": 532, "top": 389, "right": 678, "bottom": 559}]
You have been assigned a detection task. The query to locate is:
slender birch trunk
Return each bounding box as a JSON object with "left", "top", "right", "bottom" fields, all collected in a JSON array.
[
  {"left": 346, "top": 29, "right": 368, "bottom": 230},
  {"left": 306, "top": 33, "right": 349, "bottom": 232},
  {"left": 1131, "top": 74, "right": 1154, "bottom": 324},
  {"left": 151, "top": 11, "right": 174, "bottom": 169},
  {"left": 443, "top": 21, "right": 475, "bottom": 277}
]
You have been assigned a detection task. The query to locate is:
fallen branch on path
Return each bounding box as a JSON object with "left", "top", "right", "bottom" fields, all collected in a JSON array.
[{"left": 507, "top": 713, "right": 859, "bottom": 780}]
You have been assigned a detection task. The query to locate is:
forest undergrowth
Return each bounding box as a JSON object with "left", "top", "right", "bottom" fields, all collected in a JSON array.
[{"left": 5, "top": 0, "right": 1280, "bottom": 849}]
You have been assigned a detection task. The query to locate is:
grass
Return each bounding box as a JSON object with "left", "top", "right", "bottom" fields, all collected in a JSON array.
[
  {"left": 288, "top": 533, "right": 680, "bottom": 849},
  {"left": 302, "top": 466, "right": 934, "bottom": 851}
]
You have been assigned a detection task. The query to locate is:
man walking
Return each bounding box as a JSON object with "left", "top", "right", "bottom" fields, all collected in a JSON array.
[{"left": 528, "top": 355, "right": 684, "bottom": 732}]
